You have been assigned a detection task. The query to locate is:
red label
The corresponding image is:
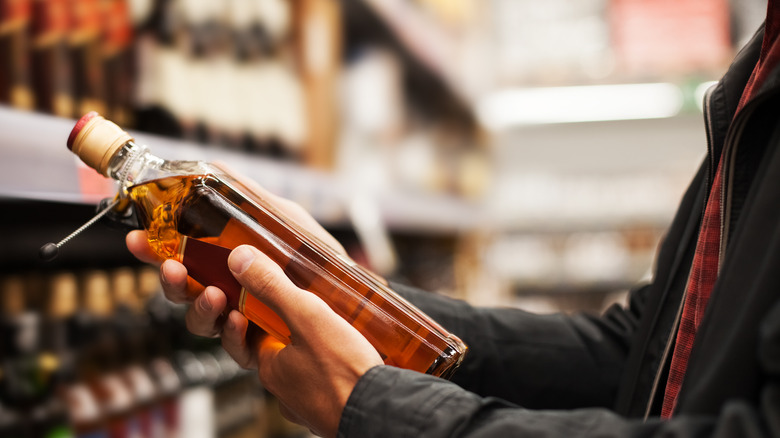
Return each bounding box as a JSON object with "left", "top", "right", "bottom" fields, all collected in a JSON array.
[{"left": 181, "top": 238, "right": 243, "bottom": 312}]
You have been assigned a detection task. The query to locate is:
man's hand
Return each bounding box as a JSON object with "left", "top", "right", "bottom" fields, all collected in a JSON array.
[
  {"left": 228, "top": 245, "right": 383, "bottom": 437},
  {"left": 127, "top": 234, "right": 383, "bottom": 437},
  {"left": 125, "top": 171, "right": 384, "bottom": 437}
]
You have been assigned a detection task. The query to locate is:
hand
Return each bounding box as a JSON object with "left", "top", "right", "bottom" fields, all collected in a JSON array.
[
  {"left": 126, "top": 236, "right": 384, "bottom": 437},
  {"left": 125, "top": 173, "right": 384, "bottom": 437},
  {"left": 125, "top": 168, "right": 349, "bottom": 330},
  {"left": 228, "top": 245, "right": 383, "bottom": 437}
]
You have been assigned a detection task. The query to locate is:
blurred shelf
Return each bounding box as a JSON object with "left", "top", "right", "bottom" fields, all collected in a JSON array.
[
  {"left": 0, "top": 106, "right": 480, "bottom": 233},
  {"left": 512, "top": 281, "right": 638, "bottom": 296}
]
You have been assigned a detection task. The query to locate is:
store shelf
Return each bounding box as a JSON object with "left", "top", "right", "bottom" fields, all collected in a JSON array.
[{"left": 0, "top": 106, "right": 481, "bottom": 233}]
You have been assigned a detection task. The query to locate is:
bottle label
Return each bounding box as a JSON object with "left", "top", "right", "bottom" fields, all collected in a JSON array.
[
  {"left": 180, "top": 236, "right": 291, "bottom": 342},
  {"left": 180, "top": 237, "right": 246, "bottom": 311}
]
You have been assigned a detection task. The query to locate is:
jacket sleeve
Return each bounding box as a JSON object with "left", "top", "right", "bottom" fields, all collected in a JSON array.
[
  {"left": 336, "top": 299, "right": 780, "bottom": 438},
  {"left": 390, "top": 281, "right": 651, "bottom": 410}
]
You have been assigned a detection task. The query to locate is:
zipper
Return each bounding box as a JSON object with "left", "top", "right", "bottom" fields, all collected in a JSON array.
[
  {"left": 702, "top": 86, "right": 718, "bottom": 188},
  {"left": 641, "top": 86, "right": 776, "bottom": 419},
  {"left": 642, "top": 85, "right": 718, "bottom": 420},
  {"left": 719, "top": 91, "right": 776, "bottom": 259},
  {"left": 642, "top": 268, "right": 689, "bottom": 420}
]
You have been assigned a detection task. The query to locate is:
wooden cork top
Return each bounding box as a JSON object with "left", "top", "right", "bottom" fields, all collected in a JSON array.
[{"left": 67, "top": 112, "right": 134, "bottom": 176}]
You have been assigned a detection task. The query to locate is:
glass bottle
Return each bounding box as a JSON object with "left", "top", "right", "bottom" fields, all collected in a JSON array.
[
  {"left": 0, "top": 275, "right": 72, "bottom": 438},
  {"left": 29, "top": 0, "right": 74, "bottom": 117},
  {"left": 67, "top": 112, "right": 467, "bottom": 378},
  {"left": 0, "top": 0, "right": 35, "bottom": 110}
]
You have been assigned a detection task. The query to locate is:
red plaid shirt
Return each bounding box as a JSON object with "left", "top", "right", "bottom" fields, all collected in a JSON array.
[{"left": 661, "top": 1, "right": 780, "bottom": 418}]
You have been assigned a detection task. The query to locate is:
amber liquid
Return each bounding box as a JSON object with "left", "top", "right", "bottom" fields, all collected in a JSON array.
[{"left": 127, "top": 168, "right": 466, "bottom": 378}]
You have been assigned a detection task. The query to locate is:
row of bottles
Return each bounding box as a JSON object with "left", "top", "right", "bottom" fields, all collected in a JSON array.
[
  {"left": 0, "top": 267, "right": 268, "bottom": 438},
  {"left": 0, "top": 0, "right": 134, "bottom": 124},
  {"left": 133, "top": 0, "right": 307, "bottom": 157},
  {"left": 0, "top": 0, "right": 308, "bottom": 160}
]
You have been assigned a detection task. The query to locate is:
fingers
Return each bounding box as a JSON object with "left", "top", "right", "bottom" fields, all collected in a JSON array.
[
  {"left": 228, "top": 245, "right": 328, "bottom": 333},
  {"left": 158, "top": 259, "right": 190, "bottom": 303},
  {"left": 220, "top": 310, "right": 258, "bottom": 370},
  {"left": 184, "top": 286, "right": 227, "bottom": 338},
  {"left": 126, "top": 230, "right": 162, "bottom": 265}
]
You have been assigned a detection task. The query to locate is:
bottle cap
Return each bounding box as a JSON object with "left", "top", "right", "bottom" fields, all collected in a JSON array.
[
  {"left": 0, "top": 275, "right": 26, "bottom": 316},
  {"left": 68, "top": 112, "right": 134, "bottom": 176},
  {"left": 81, "top": 270, "right": 114, "bottom": 318},
  {"left": 47, "top": 272, "right": 79, "bottom": 319},
  {"left": 111, "top": 267, "right": 140, "bottom": 313},
  {"left": 137, "top": 266, "right": 161, "bottom": 300}
]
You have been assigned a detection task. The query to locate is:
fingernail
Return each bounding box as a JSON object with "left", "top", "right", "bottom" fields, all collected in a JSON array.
[
  {"left": 200, "top": 290, "right": 213, "bottom": 312},
  {"left": 225, "top": 313, "right": 236, "bottom": 330},
  {"left": 229, "top": 246, "right": 255, "bottom": 275},
  {"left": 159, "top": 265, "right": 169, "bottom": 285}
]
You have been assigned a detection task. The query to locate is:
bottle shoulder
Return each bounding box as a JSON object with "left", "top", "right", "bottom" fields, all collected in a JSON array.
[{"left": 130, "top": 157, "right": 214, "bottom": 187}]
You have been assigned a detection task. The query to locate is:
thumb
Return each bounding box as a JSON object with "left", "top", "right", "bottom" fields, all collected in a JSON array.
[{"left": 228, "top": 245, "right": 331, "bottom": 336}]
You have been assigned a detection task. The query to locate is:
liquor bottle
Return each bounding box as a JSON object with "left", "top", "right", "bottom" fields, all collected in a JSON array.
[
  {"left": 78, "top": 270, "right": 139, "bottom": 438},
  {"left": 29, "top": 0, "right": 74, "bottom": 117},
  {"left": 36, "top": 272, "right": 78, "bottom": 438},
  {"left": 60, "top": 271, "right": 110, "bottom": 438},
  {"left": 141, "top": 281, "right": 182, "bottom": 438},
  {"left": 211, "top": 348, "right": 262, "bottom": 438},
  {"left": 0, "top": 275, "right": 33, "bottom": 437},
  {"left": 111, "top": 267, "right": 164, "bottom": 438},
  {"left": 0, "top": 275, "right": 72, "bottom": 438},
  {"left": 0, "top": 0, "right": 35, "bottom": 110},
  {"left": 68, "top": 0, "right": 107, "bottom": 117},
  {"left": 100, "top": 0, "right": 134, "bottom": 127},
  {"left": 66, "top": 112, "right": 467, "bottom": 378},
  {"left": 133, "top": 0, "right": 185, "bottom": 138},
  {"left": 179, "top": 0, "right": 237, "bottom": 148}
]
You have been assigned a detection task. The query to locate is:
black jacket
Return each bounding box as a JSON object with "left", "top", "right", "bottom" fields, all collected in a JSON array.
[{"left": 337, "top": 25, "right": 780, "bottom": 437}]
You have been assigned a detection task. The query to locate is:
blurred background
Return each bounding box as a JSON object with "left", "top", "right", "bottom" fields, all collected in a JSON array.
[{"left": 0, "top": 0, "right": 768, "bottom": 436}]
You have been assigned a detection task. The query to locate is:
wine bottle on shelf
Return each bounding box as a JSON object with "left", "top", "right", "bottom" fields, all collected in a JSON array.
[
  {"left": 68, "top": 0, "right": 107, "bottom": 117},
  {"left": 36, "top": 272, "right": 78, "bottom": 438},
  {"left": 0, "top": 0, "right": 35, "bottom": 110},
  {"left": 29, "top": 0, "right": 74, "bottom": 117},
  {"left": 133, "top": 0, "right": 185, "bottom": 138},
  {"left": 111, "top": 267, "right": 164, "bottom": 438},
  {"left": 172, "top": 322, "right": 220, "bottom": 438},
  {"left": 212, "top": 348, "right": 262, "bottom": 438},
  {"left": 0, "top": 275, "right": 73, "bottom": 438},
  {"left": 141, "top": 275, "right": 183, "bottom": 438},
  {"left": 66, "top": 111, "right": 467, "bottom": 378},
  {"left": 181, "top": 0, "right": 241, "bottom": 149},
  {"left": 59, "top": 270, "right": 110, "bottom": 438},
  {"left": 0, "top": 275, "right": 32, "bottom": 437},
  {"left": 256, "top": 0, "right": 306, "bottom": 161},
  {"left": 100, "top": 0, "right": 134, "bottom": 127},
  {"left": 78, "top": 269, "right": 139, "bottom": 438}
]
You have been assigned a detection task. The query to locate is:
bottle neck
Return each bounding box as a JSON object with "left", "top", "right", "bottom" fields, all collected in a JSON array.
[{"left": 105, "top": 141, "right": 163, "bottom": 189}]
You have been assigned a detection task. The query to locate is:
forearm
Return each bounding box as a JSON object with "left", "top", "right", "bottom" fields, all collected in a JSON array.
[
  {"left": 339, "top": 366, "right": 776, "bottom": 438},
  {"left": 391, "top": 282, "right": 646, "bottom": 409}
]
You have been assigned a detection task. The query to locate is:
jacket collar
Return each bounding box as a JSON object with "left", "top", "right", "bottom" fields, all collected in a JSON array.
[{"left": 706, "top": 25, "right": 764, "bottom": 163}]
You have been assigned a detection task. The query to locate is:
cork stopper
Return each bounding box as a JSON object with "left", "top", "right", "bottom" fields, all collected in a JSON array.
[
  {"left": 68, "top": 112, "right": 134, "bottom": 177},
  {"left": 111, "top": 267, "right": 140, "bottom": 313},
  {"left": 81, "top": 270, "right": 113, "bottom": 318},
  {"left": 137, "top": 266, "right": 161, "bottom": 300},
  {"left": 0, "top": 275, "right": 26, "bottom": 316},
  {"left": 47, "top": 272, "right": 79, "bottom": 319}
]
